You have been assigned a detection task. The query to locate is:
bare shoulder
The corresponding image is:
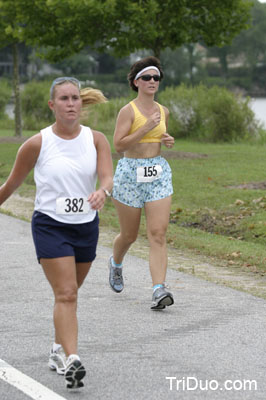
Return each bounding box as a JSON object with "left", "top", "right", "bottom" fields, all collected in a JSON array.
[
  {"left": 17, "top": 133, "right": 42, "bottom": 161},
  {"left": 119, "top": 102, "right": 134, "bottom": 117},
  {"left": 20, "top": 132, "right": 42, "bottom": 149},
  {"left": 91, "top": 129, "right": 111, "bottom": 148},
  {"left": 122, "top": 102, "right": 133, "bottom": 112},
  {"left": 162, "top": 105, "right": 170, "bottom": 117}
]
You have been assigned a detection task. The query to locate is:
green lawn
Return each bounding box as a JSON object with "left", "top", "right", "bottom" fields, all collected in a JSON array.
[{"left": 1, "top": 130, "right": 266, "bottom": 272}]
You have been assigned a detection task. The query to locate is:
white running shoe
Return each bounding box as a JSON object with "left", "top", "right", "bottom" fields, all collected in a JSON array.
[
  {"left": 65, "top": 354, "right": 86, "bottom": 389},
  {"left": 48, "top": 346, "right": 66, "bottom": 375}
]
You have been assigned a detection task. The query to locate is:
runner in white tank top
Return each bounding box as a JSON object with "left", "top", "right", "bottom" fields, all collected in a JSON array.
[
  {"left": 34, "top": 124, "right": 97, "bottom": 224},
  {"left": 0, "top": 77, "right": 113, "bottom": 389}
]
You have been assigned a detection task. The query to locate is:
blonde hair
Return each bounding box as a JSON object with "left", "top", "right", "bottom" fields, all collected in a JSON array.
[
  {"left": 50, "top": 77, "right": 108, "bottom": 106},
  {"left": 80, "top": 88, "right": 107, "bottom": 107}
]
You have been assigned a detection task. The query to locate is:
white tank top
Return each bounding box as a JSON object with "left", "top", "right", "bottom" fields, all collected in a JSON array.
[{"left": 34, "top": 125, "right": 97, "bottom": 224}]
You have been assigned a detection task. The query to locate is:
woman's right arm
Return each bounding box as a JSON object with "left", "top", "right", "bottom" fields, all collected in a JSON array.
[
  {"left": 113, "top": 104, "right": 161, "bottom": 153},
  {"left": 0, "top": 133, "right": 42, "bottom": 206}
]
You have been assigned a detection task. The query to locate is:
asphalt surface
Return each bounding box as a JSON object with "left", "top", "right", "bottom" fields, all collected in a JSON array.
[{"left": 0, "top": 213, "right": 266, "bottom": 400}]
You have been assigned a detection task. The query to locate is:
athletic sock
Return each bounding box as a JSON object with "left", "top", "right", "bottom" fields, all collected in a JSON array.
[
  {"left": 67, "top": 354, "right": 80, "bottom": 361},
  {"left": 111, "top": 256, "right": 123, "bottom": 268},
  {"left": 52, "top": 342, "right": 62, "bottom": 353},
  {"left": 153, "top": 284, "right": 164, "bottom": 292}
]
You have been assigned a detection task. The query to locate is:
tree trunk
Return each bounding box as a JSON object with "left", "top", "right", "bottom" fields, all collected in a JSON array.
[
  {"left": 153, "top": 40, "right": 161, "bottom": 59},
  {"left": 12, "top": 43, "right": 22, "bottom": 137},
  {"left": 186, "top": 44, "right": 195, "bottom": 86},
  {"left": 219, "top": 47, "right": 228, "bottom": 78}
]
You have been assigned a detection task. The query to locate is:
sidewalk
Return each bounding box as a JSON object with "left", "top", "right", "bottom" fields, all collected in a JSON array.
[{"left": 0, "top": 213, "right": 266, "bottom": 399}]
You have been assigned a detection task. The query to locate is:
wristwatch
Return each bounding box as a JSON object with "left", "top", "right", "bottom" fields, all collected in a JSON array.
[{"left": 101, "top": 187, "right": 112, "bottom": 197}]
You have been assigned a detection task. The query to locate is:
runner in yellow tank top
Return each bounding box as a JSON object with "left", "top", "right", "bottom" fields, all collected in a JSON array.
[
  {"left": 129, "top": 100, "right": 166, "bottom": 143},
  {"left": 109, "top": 56, "right": 175, "bottom": 310}
]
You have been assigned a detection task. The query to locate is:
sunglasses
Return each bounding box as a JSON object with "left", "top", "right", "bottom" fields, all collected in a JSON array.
[
  {"left": 137, "top": 74, "right": 161, "bottom": 82},
  {"left": 50, "top": 77, "right": 81, "bottom": 98}
]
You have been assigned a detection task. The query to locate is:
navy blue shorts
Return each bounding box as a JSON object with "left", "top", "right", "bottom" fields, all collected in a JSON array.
[{"left": 31, "top": 211, "right": 99, "bottom": 263}]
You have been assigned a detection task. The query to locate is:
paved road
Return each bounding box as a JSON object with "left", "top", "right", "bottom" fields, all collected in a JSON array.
[{"left": 0, "top": 213, "right": 266, "bottom": 400}]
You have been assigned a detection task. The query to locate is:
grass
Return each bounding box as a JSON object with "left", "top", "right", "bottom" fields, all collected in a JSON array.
[
  {"left": 1, "top": 129, "right": 266, "bottom": 274},
  {"left": 0, "top": 128, "right": 34, "bottom": 138}
]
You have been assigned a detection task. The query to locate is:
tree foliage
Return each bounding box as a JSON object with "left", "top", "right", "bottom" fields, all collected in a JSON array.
[
  {"left": 205, "top": 0, "right": 266, "bottom": 90},
  {"left": 2, "top": 0, "right": 253, "bottom": 61},
  {"left": 12, "top": 0, "right": 116, "bottom": 61},
  {"left": 0, "top": 0, "right": 254, "bottom": 136},
  {"left": 232, "top": 0, "right": 266, "bottom": 69},
  {"left": 99, "top": 0, "right": 253, "bottom": 58}
]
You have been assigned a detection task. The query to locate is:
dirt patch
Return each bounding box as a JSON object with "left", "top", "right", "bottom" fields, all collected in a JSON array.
[
  {"left": 0, "top": 194, "right": 35, "bottom": 221},
  {"left": 0, "top": 136, "right": 28, "bottom": 143},
  {"left": 228, "top": 182, "right": 266, "bottom": 190},
  {"left": 175, "top": 208, "right": 246, "bottom": 238},
  {"left": 170, "top": 193, "right": 266, "bottom": 245}
]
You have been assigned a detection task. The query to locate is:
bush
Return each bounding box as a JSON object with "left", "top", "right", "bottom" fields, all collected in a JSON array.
[
  {"left": 21, "top": 81, "right": 53, "bottom": 130},
  {"left": 0, "top": 114, "right": 14, "bottom": 130},
  {"left": 0, "top": 79, "right": 14, "bottom": 129},
  {"left": 81, "top": 96, "right": 131, "bottom": 135},
  {"left": 0, "top": 79, "right": 12, "bottom": 117},
  {"left": 158, "top": 84, "right": 261, "bottom": 142}
]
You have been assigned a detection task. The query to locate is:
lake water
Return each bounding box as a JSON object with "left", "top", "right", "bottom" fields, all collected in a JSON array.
[{"left": 250, "top": 98, "right": 266, "bottom": 128}]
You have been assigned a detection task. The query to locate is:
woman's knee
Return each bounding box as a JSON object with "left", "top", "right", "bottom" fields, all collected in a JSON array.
[
  {"left": 55, "top": 285, "right": 78, "bottom": 304},
  {"left": 148, "top": 227, "right": 166, "bottom": 246},
  {"left": 120, "top": 231, "right": 138, "bottom": 246}
]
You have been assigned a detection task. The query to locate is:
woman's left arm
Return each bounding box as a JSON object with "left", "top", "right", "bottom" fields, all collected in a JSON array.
[
  {"left": 88, "top": 130, "right": 113, "bottom": 210},
  {"left": 161, "top": 106, "right": 175, "bottom": 148}
]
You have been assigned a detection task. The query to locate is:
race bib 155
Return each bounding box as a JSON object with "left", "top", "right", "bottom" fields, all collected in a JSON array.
[{"left": 136, "top": 165, "right": 162, "bottom": 183}]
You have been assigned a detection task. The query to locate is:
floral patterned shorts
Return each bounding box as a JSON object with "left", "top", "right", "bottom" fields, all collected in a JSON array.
[{"left": 112, "top": 156, "right": 173, "bottom": 208}]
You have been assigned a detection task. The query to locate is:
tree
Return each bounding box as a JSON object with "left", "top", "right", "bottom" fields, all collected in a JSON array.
[
  {"left": 206, "top": 1, "right": 266, "bottom": 85},
  {"left": 232, "top": 0, "right": 266, "bottom": 70},
  {"left": 0, "top": 0, "right": 85, "bottom": 135},
  {"left": 16, "top": 0, "right": 253, "bottom": 60},
  {"left": 207, "top": 45, "right": 231, "bottom": 78},
  {"left": 0, "top": 0, "right": 254, "bottom": 137},
  {"left": 0, "top": 0, "right": 24, "bottom": 136},
  {"left": 73, "top": 0, "right": 253, "bottom": 59},
  {"left": 0, "top": 0, "right": 117, "bottom": 136},
  {"left": 15, "top": 0, "right": 115, "bottom": 62}
]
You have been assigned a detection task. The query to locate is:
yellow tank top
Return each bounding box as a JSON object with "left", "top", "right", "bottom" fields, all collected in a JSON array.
[{"left": 129, "top": 101, "right": 166, "bottom": 143}]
